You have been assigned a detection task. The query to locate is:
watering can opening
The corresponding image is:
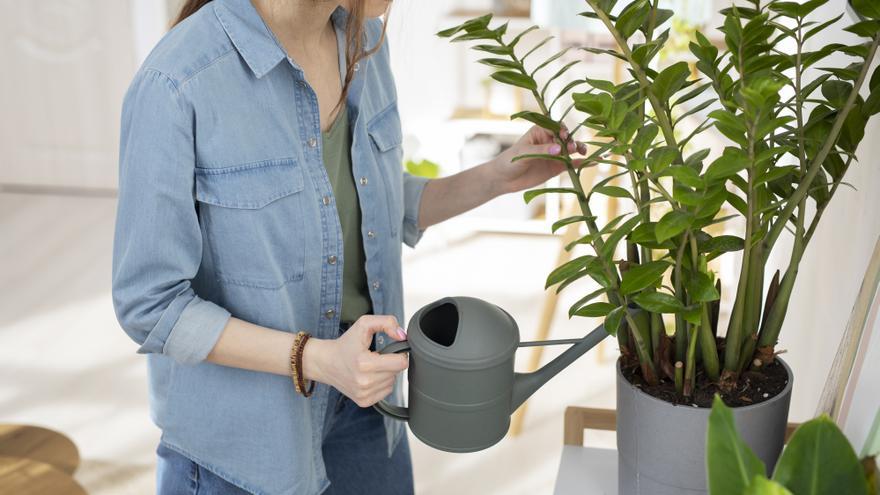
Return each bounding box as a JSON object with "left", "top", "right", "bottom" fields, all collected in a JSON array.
[{"left": 420, "top": 301, "right": 459, "bottom": 347}]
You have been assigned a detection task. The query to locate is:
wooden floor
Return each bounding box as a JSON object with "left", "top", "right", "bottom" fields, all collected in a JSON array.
[{"left": 0, "top": 191, "right": 620, "bottom": 494}]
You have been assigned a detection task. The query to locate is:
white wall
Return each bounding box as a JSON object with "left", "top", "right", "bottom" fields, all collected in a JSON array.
[{"left": 771, "top": 0, "right": 880, "bottom": 422}]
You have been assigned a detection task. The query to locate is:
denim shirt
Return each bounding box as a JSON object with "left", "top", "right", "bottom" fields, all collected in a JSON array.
[{"left": 110, "top": 1, "right": 430, "bottom": 493}]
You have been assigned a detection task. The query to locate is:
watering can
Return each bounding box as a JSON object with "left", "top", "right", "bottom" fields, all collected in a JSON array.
[{"left": 374, "top": 296, "right": 610, "bottom": 452}]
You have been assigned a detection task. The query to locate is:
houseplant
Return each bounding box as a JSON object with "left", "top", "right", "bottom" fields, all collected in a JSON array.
[
  {"left": 706, "top": 396, "right": 879, "bottom": 495},
  {"left": 439, "top": 0, "right": 880, "bottom": 492}
]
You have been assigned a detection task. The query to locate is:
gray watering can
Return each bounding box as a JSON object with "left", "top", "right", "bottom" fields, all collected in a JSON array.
[{"left": 374, "top": 296, "right": 609, "bottom": 452}]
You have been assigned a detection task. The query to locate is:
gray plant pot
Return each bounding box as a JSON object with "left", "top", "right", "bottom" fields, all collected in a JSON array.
[{"left": 616, "top": 359, "right": 793, "bottom": 494}]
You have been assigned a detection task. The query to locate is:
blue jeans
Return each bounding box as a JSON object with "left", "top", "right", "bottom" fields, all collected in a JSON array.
[{"left": 155, "top": 323, "right": 414, "bottom": 494}]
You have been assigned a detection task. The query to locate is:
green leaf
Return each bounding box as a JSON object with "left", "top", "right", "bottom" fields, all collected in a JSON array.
[
  {"left": 701, "top": 235, "right": 745, "bottom": 256},
  {"left": 473, "top": 44, "right": 513, "bottom": 55},
  {"left": 706, "top": 148, "right": 749, "bottom": 183},
  {"left": 706, "top": 396, "right": 766, "bottom": 495},
  {"left": 604, "top": 306, "right": 625, "bottom": 336},
  {"left": 686, "top": 271, "right": 720, "bottom": 303},
  {"left": 436, "top": 14, "right": 492, "bottom": 38},
  {"left": 744, "top": 476, "right": 793, "bottom": 495},
  {"left": 845, "top": 20, "right": 880, "bottom": 38},
  {"left": 491, "top": 71, "right": 537, "bottom": 90},
  {"left": 822, "top": 80, "right": 854, "bottom": 108},
  {"left": 593, "top": 185, "right": 634, "bottom": 200},
  {"left": 524, "top": 187, "right": 581, "bottom": 204},
  {"left": 619, "top": 261, "right": 670, "bottom": 295},
  {"left": 477, "top": 58, "right": 521, "bottom": 70},
  {"left": 509, "top": 25, "right": 539, "bottom": 47},
  {"left": 631, "top": 291, "right": 684, "bottom": 313},
  {"left": 510, "top": 111, "right": 560, "bottom": 132},
  {"left": 632, "top": 124, "right": 659, "bottom": 158},
  {"left": 616, "top": 1, "right": 651, "bottom": 39},
  {"left": 568, "top": 288, "right": 609, "bottom": 317},
  {"left": 648, "top": 146, "right": 678, "bottom": 174},
  {"left": 773, "top": 415, "right": 869, "bottom": 495},
  {"left": 574, "top": 302, "right": 617, "bottom": 318},
  {"left": 600, "top": 215, "right": 642, "bottom": 260},
  {"left": 664, "top": 166, "right": 704, "bottom": 188},
  {"left": 573, "top": 92, "right": 613, "bottom": 117},
  {"left": 552, "top": 215, "right": 595, "bottom": 234},
  {"left": 853, "top": 0, "right": 880, "bottom": 20},
  {"left": 656, "top": 210, "right": 693, "bottom": 243},
  {"left": 651, "top": 62, "right": 691, "bottom": 102},
  {"left": 545, "top": 255, "right": 596, "bottom": 288}
]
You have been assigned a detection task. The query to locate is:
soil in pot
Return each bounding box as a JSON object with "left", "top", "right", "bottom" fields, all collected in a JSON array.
[{"left": 620, "top": 350, "right": 789, "bottom": 408}]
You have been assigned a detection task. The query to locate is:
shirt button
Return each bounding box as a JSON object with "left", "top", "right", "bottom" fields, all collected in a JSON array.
[
  {"left": 308, "top": 138, "right": 318, "bottom": 148},
  {"left": 353, "top": 62, "right": 360, "bottom": 72},
  {"left": 367, "top": 230, "right": 376, "bottom": 239},
  {"left": 372, "top": 280, "right": 381, "bottom": 290},
  {"left": 327, "top": 255, "right": 337, "bottom": 265},
  {"left": 324, "top": 309, "right": 336, "bottom": 319},
  {"left": 359, "top": 177, "right": 368, "bottom": 186},
  {"left": 322, "top": 196, "right": 331, "bottom": 206}
]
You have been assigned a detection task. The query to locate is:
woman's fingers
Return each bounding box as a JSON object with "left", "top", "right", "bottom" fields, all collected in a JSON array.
[{"left": 354, "top": 314, "right": 407, "bottom": 345}]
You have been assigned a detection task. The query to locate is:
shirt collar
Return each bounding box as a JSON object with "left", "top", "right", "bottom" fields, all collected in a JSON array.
[{"left": 213, "top": 0, "right": 352, "bottom": 79}]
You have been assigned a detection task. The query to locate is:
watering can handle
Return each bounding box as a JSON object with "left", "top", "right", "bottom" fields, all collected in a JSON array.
[{"left": 372, "top": 340, "right": 410, "bottom": 421}]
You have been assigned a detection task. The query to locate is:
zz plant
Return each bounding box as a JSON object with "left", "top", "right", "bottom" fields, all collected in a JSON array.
[{"left": 440, "top": 1, "right": 880, "bottom": 398}]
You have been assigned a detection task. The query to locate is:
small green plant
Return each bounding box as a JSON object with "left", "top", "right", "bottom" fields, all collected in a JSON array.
[
  {"left": 405, "top": 158, "right": 441, "bottom": 179},
  {"left": 439, "top": 1, "right": 880, "bottom": 399},
  {"left": 706, "top": 396, "right": 878, "bottom": 495}
]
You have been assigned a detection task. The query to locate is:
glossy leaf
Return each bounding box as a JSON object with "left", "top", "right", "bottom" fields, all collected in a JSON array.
[
  {"left": 491, "top": 71, "right": 537, "bottom": 91},
  {"left": 631, "top": 291, "right": 684, "bottom": 313},
  {"left": 545, "top": 255, "right": 596, "bottom": 288},
  {"left": 773, "top": 415, "right": 869, "bottom": 495},
  {"left": 852, "top": 0, "right": 880, "bottom": 20},
  {"left": 524, "top": 188, "right": 581, "bottom": 204},
  {"left": 568, "top": 287, "right": 609, "bottom": 317},
  {"left": 511, "top": 111, "right": 560, "bottom": 132},
  {"left": 574, "top": 302, "right": 617, "bottom": 318},
  {"left": 604, "top": 305, "right": 625, "bottom": 336},
  {"left": 656, "top": 210, "right": 693, "bottom": 243},
  {"left": 619, "top": 261, "right": 670, "bottom": 295},
  {"left": 744, "top": 476, "right": 793, "bottom": 495},
  {"left": 706, "top": 396, "right": 766, "bottom": 495},
  {"left": 651, "top": 62, "right": 691, "bottom": 102}
]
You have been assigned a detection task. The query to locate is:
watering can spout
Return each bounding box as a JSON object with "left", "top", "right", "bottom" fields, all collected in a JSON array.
[{"left": 510, "top": 324, "right": 609, "bottom": 412}]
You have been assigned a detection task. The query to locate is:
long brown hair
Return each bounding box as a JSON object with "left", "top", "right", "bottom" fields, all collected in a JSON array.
[{"left": 172, "top": 1, "right": 387, "bottom": 108}]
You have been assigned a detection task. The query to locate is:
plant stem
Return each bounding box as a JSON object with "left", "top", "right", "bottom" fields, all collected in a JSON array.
[{"left": 763, "top": 32, "right": 880, "bottom": 255}]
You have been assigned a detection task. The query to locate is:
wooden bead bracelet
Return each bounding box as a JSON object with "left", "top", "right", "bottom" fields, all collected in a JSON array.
[{"left": 289, "top": 331, "right": 315, "bottom": 397}]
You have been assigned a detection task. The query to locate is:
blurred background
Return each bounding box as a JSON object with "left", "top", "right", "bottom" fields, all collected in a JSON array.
[{"left": 0, "top": 0, "right": 878, "bottom": 493}]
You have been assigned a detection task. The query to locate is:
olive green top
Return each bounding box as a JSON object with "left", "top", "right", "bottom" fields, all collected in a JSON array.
[{"left": 322, "top": 109, "right": 373, "bottom": 322}]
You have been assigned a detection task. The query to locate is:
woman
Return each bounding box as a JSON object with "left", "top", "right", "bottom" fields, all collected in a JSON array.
[{"left": 112, "top": 0, "right": 584, "bottom": 493}]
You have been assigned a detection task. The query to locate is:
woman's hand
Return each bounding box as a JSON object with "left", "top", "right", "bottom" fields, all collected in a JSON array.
[
  {"left": 303, "top": 315, "right": 408, "bottom": 408},
  {"left": 488, "top": 125, "right": 587, "bottom": 195}
]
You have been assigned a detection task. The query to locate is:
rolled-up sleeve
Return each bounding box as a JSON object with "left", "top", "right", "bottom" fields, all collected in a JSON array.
[
  {"left": 401, "top": 171, "right": 431, "bottom": 248},
  {"left": 112, "top": 68, "right": 230, "bottom": 365}
]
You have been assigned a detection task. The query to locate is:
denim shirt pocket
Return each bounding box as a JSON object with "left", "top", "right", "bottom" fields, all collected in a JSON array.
[
  {"left": 195, "top": 158, "right": 307, "bottom": 289},
  {"left": 367, "top": 102, "right": 404, "bottom": 237}
]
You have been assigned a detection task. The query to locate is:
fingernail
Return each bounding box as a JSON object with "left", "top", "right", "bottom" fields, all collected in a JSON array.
[
  {"left": 549, "top": 144, "right": 561, "bottom": 155},
  {"left": 397, "top": 327, "right": 407, "bottom": 340}
]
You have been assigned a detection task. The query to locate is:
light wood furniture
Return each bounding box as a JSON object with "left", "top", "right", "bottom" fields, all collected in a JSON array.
[
  {"left": 0, "top": 424, "right": 84, "bottom": 494},
  {"left": 0, "top": 456, "right": 87, "bottom": 495},
  {"left": 0, "top": 424, "right": 81, "bottom": 475}
]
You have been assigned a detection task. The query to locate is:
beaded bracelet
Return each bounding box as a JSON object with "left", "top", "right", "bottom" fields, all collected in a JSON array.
[
  {"left": 295, "top": 332, "right": 315, "bottom": 397},
  {"left": 289, "top": 331, "right": 315, "bottom": 398}
]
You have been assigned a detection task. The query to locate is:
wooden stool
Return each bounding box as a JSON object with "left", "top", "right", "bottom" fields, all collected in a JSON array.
[
  {"left": 0, "top": 456, "right": 86, "bottom": 495},
  {"left": 0, "top": 424, "right": 80, "bottom": 475}
]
